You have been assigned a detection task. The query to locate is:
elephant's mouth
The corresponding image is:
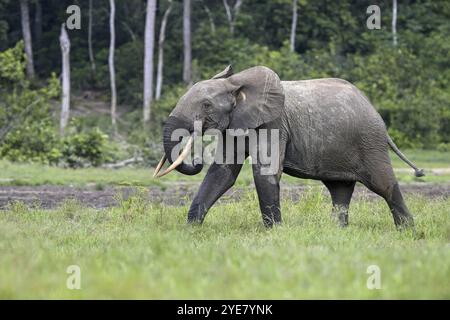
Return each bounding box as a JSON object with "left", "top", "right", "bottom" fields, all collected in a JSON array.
[
  {"left": 153, "top": 133, "right": 195, "bottom": 178},
  {"left": 153, "top": 116, "right": 204, "bottom": 178}
]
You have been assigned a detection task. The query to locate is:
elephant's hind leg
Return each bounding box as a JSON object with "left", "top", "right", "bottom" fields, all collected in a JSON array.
[
  {"left": 360, "top": 161, "right": 414, "bottom": 229},
  {"left": 388, "top": 183, "right": 415, "bottom": 229},
  {"left": 322, "top": 180, "right": 356, "bottom": 227}
]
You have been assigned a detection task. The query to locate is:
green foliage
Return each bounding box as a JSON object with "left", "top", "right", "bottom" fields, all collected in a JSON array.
[
  {"left": 437, "top": 143, "right": 450, "bottom": 152},
  {"left": 387, "top": 128, "right": 417, "bottom": 149},
  {"left": 60, "top": 125, "right": 112, "bottom": 168},
  {"left": 0, "top": 42, "right": 114, "bottom": 166},
  {"left": 0, "top": 42, "right": 61, "bottom": 164},
  {"left": 348, "top": 38, "right": 449, "bottom": 148},
  {"left": 0, "top": 119, "right": 61, "bottom": 164},
  {"left": 124, "top": 85, "right": 188, "bottom": 165},
  {"left": 194, "top": 0, "right": 449, "bottom": 149},
  {"left": 0, "top": 41, "right": 26, "bottom": 82},
  {"left": 1, "top": 0, "right": 449, "bottom": 162}
]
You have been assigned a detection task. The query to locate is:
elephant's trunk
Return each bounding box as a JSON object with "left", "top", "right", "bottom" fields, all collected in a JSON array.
[{"left": 160, "top": 116, "right": 203, "bottom": 176}]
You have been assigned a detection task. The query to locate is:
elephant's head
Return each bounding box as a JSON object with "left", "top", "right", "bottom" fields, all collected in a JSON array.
[{"left": 154, "top": 65, "right": 285, "bottom": 177}]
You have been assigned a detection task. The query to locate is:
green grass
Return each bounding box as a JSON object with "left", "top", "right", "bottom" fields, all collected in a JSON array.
[
  {"left": 0, "top": 149, "right": 449, "bottom": 187},
  {"left": 0, "top": 160, "right": 183, "bottom": 187},
  {"left": 389, "top": 149, "right": 450, "bottom": 169},
  {"left": 0, "top": 189, "right": 449, "bottom": 299}
]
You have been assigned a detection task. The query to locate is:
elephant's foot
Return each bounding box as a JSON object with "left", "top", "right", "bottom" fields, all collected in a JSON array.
[
  {"left": 187, "top": 202, "right": 207, "bottom": 225},
  {"left": 261, "top": 209, "right": 282, "bottom": 228},
  {"left": 394, "top": 214, "right": 415, "bottom": 233},
  {"left": 262, "top": 219, "right": 282, "bottom": 228},
  {"left": 331, "top": 208, "right": 348, "bottom": 228},
  {"left": 187, "top": 217, "right": 204, "bottom": 225}
]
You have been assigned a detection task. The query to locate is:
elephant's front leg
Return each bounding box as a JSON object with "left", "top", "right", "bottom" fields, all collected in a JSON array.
[
  {"left": 252, "top": 126, "right": 286, "bottom": 227},
  {"left": 252, "top": 164, "right": 282, "bottom": 228},
  {"left": 187, "top": 163, "right": 243, "bottom": 224}
]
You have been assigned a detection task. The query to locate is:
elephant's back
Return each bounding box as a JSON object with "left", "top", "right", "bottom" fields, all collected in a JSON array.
[
  {"left": 281, "top": 78, "right": 385, "bottom": 131},
  {"left": 282, "top": 78, "right": 376, "bottom": 113},
  {"left": 281, "top": 79, "right": 388, "bottom": 180}
]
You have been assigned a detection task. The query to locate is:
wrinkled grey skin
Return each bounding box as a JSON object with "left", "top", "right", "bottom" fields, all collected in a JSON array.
[{"left": 161, "top": 66, "right": 422, "bottom": 229}]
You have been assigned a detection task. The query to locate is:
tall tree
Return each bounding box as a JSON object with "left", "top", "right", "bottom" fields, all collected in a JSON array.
[
  {"left": 223, "top": 0, "right": 243, "bottom": 35},
  {"left": 59, "top": 24, "right": 70, "bottom": 136},
  {"left": 19, "top": 0, "right": 35, "bottom": 79},
  {"left": 392, "top": 0, "right": 398, "bottom": 46},
  {"left": 183, "top": 0, "right": 192, "bottom": 84},
  {"left": 202, "top": 1, "right": 216, "bottom": 34},
  {"left": 88, "top": 0, "right": 96, "bottom": 74},
  {"left": 143, "top": 0, "right": 157, "bottom": 123},
  {"left": 290, "top": 0, "right": 298, "bottom": 52},
  {"left": 109, "top": 0, "right": 117, "bottom": 135},
  {"left": 156, "top": 0, "right": 173, "bottom": 100}
]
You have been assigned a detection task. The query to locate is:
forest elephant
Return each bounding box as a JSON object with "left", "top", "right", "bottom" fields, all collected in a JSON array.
[{"left": 153, "top": 65, "right": 424, "bottom": 229}]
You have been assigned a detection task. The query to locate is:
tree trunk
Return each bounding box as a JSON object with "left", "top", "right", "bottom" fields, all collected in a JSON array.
[
  {"left": 109, "top": 0, "right": 117, "bottom": 135},
  {"left": 122, "top": 21, "right": 137, "bottom": 41},
  {"left": 223, "top": 0, "right": 233, "bottom": 34},
  {"left": 392, "top": 0, "right": 398, "bottom": 46},
  {"left": 182, "top": 0, "right": 192, "bottom": 84},
  {"left": 290, "top": 0, "right": 298, "bottom": 52},
  {"left": 156, "top": 0, "right": 173, "bottom": 100},
  {"left": 203, "top": 2, "right": 216, "bottom": 34},
  {"left": 143, "top": 0, "right": 157, "bottom": 123},
  {"left": 34, "top": 0, "right": 42, "bottom": 45},
  {"left": 19, "top": 0, "right": 35, "bottom": 79},
  {"left": 223, "top": 0, "right": 243, "bottom": 35},
  {"left": 88, "top": 0, "right": 96, "bottom": 73},
  {"left": 59, "top": 24, "right": 70, "bottom": 136}
]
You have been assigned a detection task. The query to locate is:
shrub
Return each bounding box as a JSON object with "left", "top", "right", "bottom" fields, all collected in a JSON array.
[
  {"left": 60, "top": 126, "right": 112, "bottom": 168},
  {"left": 0, "top": 42, "right": 61, "bottom": 164}
]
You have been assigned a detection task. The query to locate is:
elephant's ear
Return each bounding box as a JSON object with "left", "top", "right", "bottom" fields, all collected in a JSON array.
[
  {"left": 227, "top": 66, "right": 284, "bottom": 130},
  {"left": 211, "top": 65, "right": 233, "bottom": 79}
]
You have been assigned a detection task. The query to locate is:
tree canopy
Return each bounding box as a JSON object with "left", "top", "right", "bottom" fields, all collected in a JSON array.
[{"left": 0, "top": 0, "right": 449, "bottom": 165}]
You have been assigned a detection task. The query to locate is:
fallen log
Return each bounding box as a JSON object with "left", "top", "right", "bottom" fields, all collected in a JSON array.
[{"left": 102, "top": 156, "right": 143, "bottom": 169}]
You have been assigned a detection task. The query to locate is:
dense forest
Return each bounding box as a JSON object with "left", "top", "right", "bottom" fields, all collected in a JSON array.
[{"left": 0, "top": 0, "right": 449, "bottom": 167}]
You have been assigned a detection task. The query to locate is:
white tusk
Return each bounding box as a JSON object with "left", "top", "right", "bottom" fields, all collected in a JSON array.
[
  {"left": 156, "top": 136, "right": 194, "bottom": 178},
  {"left": 153, "top": 155, "right": 167, "bottom": 178}
]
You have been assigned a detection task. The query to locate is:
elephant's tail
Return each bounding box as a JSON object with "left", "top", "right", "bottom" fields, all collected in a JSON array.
[{"left": 387, "top": 135, "right": 425, "bottom": 177}]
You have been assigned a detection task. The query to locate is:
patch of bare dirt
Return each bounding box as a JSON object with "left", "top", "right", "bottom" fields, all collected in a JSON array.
[{"left": 0, "top": 183, "right": 448, "bottom": 210}]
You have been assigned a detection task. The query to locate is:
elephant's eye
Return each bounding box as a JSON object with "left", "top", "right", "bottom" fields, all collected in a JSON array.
[{"left": 203, "top": 102, "right": 212, "bottom": 109}]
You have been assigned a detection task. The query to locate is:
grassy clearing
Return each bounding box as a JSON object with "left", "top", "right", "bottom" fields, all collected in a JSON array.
[
  {"left": 0, "top": 160, "right": 167, "bottom": 187},
  {"left": 0, "top": 189, "right": 449, "bottom": 299},
  {"left": 0, "top": 149, "right": 449, "bottom": 187},
  {"left": 389, "top": 149, "right": 450, "bottom": 169}
]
